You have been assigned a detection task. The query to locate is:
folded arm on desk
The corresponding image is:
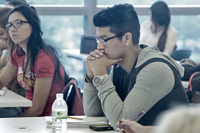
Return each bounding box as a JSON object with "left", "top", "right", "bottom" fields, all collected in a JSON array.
[
  {"left": 0, "top": 61, "right": 18, "bottom": 90},
  {"left": 83, "top": 82, "right": 104, "bottom": 116}
]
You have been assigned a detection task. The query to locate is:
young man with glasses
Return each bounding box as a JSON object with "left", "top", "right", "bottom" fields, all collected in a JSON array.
[{"left": 83, "top": 4, "right": 188, "bottom": 130}]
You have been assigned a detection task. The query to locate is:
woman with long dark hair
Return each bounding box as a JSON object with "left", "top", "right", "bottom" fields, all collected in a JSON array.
[
  {"left": 140, "top": 1, "right": 177, "bottom": 56},
  {"left": 0, "top": 5, "right": 68, "bottom": 117}
]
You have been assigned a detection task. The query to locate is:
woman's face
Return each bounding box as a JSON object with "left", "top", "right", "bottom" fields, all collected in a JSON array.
[
  {"left": 0, "top": 26, "right": 9, "bottom": 39},
  {"left": 8, "top": 11, "right": 32, "bottom": 46}
]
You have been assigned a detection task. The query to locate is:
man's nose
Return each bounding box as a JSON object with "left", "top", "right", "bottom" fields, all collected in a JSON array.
[{"left": 97, "top": 41, "right": 105, "bottom": 50}]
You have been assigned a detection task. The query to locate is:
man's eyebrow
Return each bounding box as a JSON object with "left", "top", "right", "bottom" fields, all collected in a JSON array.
[{"left": 99, "top": 35, "right": 108, "bottom": 39}]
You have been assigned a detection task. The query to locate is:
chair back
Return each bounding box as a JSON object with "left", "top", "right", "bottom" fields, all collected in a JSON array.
[
  {"left": 191, "top": 91, "right": 200, "bottom": 103},
  {"left": 170, "top": 49, "right": 192, "bottom": 61},
  {"left": 62, "top": 78, "right": 84, "bottom": 116},
  {"left": 80, "top": 35, "right": 97, "bottom": 54}
]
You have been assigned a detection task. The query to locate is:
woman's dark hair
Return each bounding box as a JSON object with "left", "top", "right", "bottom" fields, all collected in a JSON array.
[
  {"left": 9, "top": 6, "right": 68, "bottom": 81},
  {"left": 0, "top": 7, "right": 13, "bottom": 60},
  {"left": 150, "top": 1, "right": 170, "bottom": 52},
  {"left": 0, "top": 7, "right": 12, "bottom": 29},
  {"left": 93, "top": 4, "right": 140, "bottom": 45}
]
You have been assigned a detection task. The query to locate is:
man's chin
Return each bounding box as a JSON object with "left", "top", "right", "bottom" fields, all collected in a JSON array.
[
  {"left": 105, "top": 53, "right": 113, "bottom": 58},
  {"left": 105, "top": 54, "right": 109, "bottom": 58}
]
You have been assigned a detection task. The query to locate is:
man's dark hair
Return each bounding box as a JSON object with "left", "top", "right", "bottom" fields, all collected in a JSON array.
[
  {"left": 5, "top": 0, "right": 29, "bottom": 7},
  {"left": 4, "top": 0, "right": 27, "bottom": 2},
  {"left": 93, "top": 4, "right": 140, "bottom": 45}
]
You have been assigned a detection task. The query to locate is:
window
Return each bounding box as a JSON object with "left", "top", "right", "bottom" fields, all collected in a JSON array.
[
  {"left": 171, "top": 16, "right": 200, "bottom": 61},
  {"left": 97, "top": 0, "right": 200, "bottom": 5},
  {"left": 39, "top": 15, "right": 84, "bottom": 88},
  {"left": 40, "top": 16, "right": 84, "bottom": 51},
  {"left": 27, "top": 0, "right": 84, "bottom": 5}
]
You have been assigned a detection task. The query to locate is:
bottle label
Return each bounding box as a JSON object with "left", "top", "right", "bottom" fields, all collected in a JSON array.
[{"left": 53, "top": 111, "right": 67, "bottom": 119}]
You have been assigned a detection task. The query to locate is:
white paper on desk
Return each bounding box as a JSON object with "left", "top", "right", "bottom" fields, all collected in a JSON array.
[
  {"left": 0, "top": 90, "right": 6, "bottom": 96},
  {"left": 45, "top": 116, "right": 108, "bottom": 128}
]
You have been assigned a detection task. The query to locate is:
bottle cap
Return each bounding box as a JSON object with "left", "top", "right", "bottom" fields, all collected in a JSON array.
[{"left": 56, "top": 93, "right": 63, "bottom": 98}]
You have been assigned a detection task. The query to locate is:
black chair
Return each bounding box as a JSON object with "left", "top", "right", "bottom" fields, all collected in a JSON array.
[
  {"left": 80, "top": 35, "right": 98, "bottom": 54},
  {"left": 170, "top": 49, "right": 192, "bottom": 61}
]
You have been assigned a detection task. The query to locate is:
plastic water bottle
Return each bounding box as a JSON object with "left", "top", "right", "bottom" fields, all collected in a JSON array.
[{"left": 52, "top": 93, "right": 68, "bottom": 133}]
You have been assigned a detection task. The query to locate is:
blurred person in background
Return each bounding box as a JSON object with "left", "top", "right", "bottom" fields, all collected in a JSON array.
[
  {"left": 118, "top": 105, "right": 200, "bottom": 133},
  {"left": 140, "top": 1, "right": 177, "bottom": 56},
  {"left": 155, "top": 105, "right": 200, "bottom": 133}
]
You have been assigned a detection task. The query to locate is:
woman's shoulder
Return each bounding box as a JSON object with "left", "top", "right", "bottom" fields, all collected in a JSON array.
[
  {"left": 12, "top": 47, "right": 25, "bottom": 57},
  {"left": 35, "top": 49, "right": 54, "bottom": 62},
  {"left": 37, "top": 49, "right": 51, "bottom": 56},
  {"left": 141, "top": 20, "right": 151, "bottom": 27},
  {"left": 167, "top": 26, "right": 178, "bottom": 35},
  {"left": 140, "top": 20, "right": 152, "bottom": 34},
  {"left": 2, "top": 49, "right": 8, "bottom": 56}
]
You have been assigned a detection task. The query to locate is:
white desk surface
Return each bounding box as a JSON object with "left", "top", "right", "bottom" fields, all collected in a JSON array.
[
  {"left": 62, "top": 49, "right": 88, "bottom": 61},
  {"left": 0, "top": 117, "right": 117, "bottom": 133},
  {"left": 0, "top": 87, "right": 32, "bottom": 108}
]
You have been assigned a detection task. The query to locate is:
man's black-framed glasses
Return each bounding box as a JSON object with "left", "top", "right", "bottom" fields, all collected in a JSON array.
[
  {"left": 95, "top": 34, "right": 122, "bottom": 45},
  {"left": 6, "top": 19, "right": 29, "bottom": 31}
]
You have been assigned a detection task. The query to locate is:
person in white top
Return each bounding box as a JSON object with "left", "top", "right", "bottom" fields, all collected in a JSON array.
[
  {"left": 140, "top": 1, "right": 178, "bottom": 56},
  {"left": 118, "top": 105, "right": 200, "bottom": 133}
]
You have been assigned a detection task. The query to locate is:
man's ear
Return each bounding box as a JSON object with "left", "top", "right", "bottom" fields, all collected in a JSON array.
[{"left": 122, "top": 32, "right": 132, "bottom": 47}]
